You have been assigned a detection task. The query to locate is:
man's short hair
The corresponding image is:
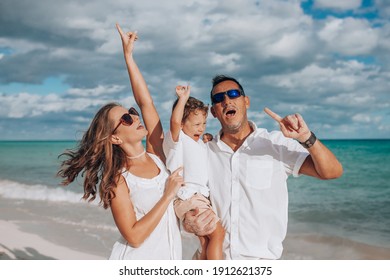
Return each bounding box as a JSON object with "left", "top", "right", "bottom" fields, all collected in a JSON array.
[{"left": 211, "top": 75, "right": 245, "bottom": 95}]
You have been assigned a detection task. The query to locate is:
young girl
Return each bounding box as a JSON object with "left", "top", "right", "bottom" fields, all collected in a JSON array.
[
  {"left": 58, "top": 24, "right": 183, "bottom": 259},
  {"left": 163, "top": 85, "right": 225, "bottom": 260}
]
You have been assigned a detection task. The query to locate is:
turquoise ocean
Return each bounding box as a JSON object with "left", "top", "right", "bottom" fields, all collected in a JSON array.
[{"left": 0, "top": 139, "right": 389, "bottom": 255}]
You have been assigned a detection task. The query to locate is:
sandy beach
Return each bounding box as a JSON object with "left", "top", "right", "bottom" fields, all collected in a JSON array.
[
  {"left": 0, "top": 194, "right": 389, "bottom": 260},
  {"left": 0, "top": 198, "right": 107, "bottom": 260}
]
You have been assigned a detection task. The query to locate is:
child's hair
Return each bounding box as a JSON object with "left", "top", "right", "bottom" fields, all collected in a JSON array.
[{"left": 172, "top": 96, "right": 209, "bottom": 122}]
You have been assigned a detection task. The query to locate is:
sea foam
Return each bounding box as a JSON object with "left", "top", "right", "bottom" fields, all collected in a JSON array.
[{"left": 0, "top": 179, "right": 97, "bottom": 204}]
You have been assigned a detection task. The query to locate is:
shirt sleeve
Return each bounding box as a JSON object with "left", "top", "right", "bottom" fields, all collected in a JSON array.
[
  {"left": 292, "top": 152, "right": 309, "bottom": 177},
  {"left": 270, "top": 131, "right": 309, "bottom": 177},
  {"left": 162, "top": 130, "right": 184, "bottom": 173}
]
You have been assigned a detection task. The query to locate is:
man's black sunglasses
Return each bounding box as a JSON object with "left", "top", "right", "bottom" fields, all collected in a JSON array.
[{"left": 211, "top": 89, "right": 245, "bottom": 105}]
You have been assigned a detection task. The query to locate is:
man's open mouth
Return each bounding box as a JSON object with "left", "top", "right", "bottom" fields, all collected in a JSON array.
[{"left": 225, "top": 109, "right": 236, "bottom": 117}]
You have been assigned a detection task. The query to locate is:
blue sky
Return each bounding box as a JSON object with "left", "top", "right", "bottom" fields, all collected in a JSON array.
[{"left": 1, "top": 0, "right": 389, "bottom": 140}]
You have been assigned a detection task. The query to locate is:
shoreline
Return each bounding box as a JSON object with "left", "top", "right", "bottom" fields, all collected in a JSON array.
[{"left": 1, "top": 195, "right": 389, "bottom": 260}]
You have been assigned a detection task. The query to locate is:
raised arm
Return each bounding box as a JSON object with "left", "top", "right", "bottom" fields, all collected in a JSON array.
[
  {"left": 116, "top": 23, "right": 165, "bottom": 160},
  {"left": 170, "top": 85, "right": 190, "bottom": 141},
  {"left": 110, "top": 167, "right": 183, "bottom": 247},
  {"left": 264, "top": 107, "right": 343, "bottom": 180}
]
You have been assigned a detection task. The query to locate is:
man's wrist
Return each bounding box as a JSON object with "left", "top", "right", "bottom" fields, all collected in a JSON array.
[{"left": 298, "top": 131, "right": 317, "bottom": 149}]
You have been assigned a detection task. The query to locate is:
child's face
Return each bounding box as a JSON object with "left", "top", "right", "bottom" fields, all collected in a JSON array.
[{"left": 182, "top": 110, "right": 207, "bottom": 142}]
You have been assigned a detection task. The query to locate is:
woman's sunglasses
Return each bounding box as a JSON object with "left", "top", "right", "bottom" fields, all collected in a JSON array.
[
  {"left": 112, "top": 107, "right": 139, "bottom": 134},
  {"left": 210, "top": 89, "right": 245, "bottom": 105}
]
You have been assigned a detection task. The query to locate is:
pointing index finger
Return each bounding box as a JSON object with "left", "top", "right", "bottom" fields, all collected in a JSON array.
[
  {"left": 172, "top": 166, "right": 183, "bottom": 176},
  {"left": 264, "top": 107, "right": 283, "bottom": 122},
  {"left": 116, "top": 23, "right": 125, "bottom": 37}
]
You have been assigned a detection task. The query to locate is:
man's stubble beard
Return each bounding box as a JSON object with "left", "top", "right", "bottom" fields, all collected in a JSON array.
[{"left": 222, "top": 119, "right": 244, "bottom": 135}]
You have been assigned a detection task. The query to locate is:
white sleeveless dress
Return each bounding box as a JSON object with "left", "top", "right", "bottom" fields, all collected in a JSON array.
[{"left": 109, "top": 153, "right": 182, "bottom": 259}]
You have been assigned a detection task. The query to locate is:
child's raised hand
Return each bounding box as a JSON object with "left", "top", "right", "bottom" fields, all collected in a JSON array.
[{"left": 175, "top": 85, "right": 190, "bottom": 100}]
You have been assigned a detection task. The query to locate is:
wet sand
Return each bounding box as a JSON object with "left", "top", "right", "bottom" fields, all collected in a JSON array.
[{"left": 1, "top": 196, "right": 389, "bottom": 260}]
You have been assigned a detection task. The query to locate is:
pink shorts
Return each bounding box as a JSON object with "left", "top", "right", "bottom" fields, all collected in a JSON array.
[{"left": 174, "top": 193, "right": 212, "bottom": 221}]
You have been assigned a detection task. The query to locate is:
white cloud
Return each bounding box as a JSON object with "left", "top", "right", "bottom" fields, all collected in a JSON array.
[
  {"left": 247, "top": 110, "right": 269, "bottom": 125},
  {"left": 0, "top": 38, "right": 47, "bottom": 55},
  {"left": 67, "top": 84, "right": 126, "bottom": 97},
  {"left": 50, "top": 48, "right": 78, "bottom": 58},
  {"left": 209, "top": 52, "right": 241, "bottom": 72},
  {"left": 326, "top": 93, "right": 376, "bottom": 107},
  {"left": 63, "top": 17, "right": 102, "bottom": 31},
  {"left": 378, "top": 22, "right": 390, "bottom": 51},
  {"left": 375, "top": 0, "right": 390, "bottom": 18},
  {"left": 318, "top": 17, "right": 379, "bottom": 55},
  {"left": 263, "top": 31, "right": 312, "bottom": 59},
  {"left": 0, "top": 89, "right": 117, "bottom": 119},
  {"left": 352, "top": 113, "right": 381, "bottom": 124},
  {"left": 260, "top": 60, "right": 379, "bottom": 94},
  {"left": 314, "top": 0, "right": 362, "bottom": 10},
  {"left": 0, "top": 92, "right": 70, "bottom": 118},
  {"left": 118, "top": 96, "right": 137, "bottom": 108},
  {"left": 72, "top": 116, "right": 91, "bottom": 123},
  {"left": 378, "top": 124, "right": 390, "bottom": 132}
]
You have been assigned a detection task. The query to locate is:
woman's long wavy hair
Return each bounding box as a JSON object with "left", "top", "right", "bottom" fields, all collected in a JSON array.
[{"left": 57, "top": 102, "right": 129, "bottom": 209}]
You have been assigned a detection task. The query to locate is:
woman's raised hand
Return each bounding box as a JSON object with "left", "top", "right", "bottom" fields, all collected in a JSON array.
[{"left": 116, "top": 23, "right": 138, "bottom": 58}]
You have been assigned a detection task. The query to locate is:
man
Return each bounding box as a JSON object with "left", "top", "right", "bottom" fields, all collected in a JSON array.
[{"left": 184, "top": 75, "right": 343, "bottom": 260}]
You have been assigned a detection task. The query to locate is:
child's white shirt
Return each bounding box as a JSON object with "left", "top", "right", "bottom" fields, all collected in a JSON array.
[{"left": 163, "top": 130, "right": 209, "bottom": 200}]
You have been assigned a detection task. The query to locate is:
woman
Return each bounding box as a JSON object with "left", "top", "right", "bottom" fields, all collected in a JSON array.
[{"left": 58, "top": 24, "right": 183, "bottom": 259}]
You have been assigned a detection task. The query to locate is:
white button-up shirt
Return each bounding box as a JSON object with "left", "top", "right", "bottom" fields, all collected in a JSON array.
[{"left": 207, "top": 122, "right": 309, "bottom": 259}]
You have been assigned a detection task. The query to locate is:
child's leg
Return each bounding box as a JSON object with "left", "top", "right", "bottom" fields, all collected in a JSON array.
[
  {"left": 197, "top": 236, "right": 209, "bottom": 260},
  {"left": 206, "top": 221, "right": 225, "bottom": 260}
]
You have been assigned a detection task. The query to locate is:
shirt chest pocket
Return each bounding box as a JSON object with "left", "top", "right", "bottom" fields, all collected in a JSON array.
[{"left": 245, "top": 158, "right": 273, "bottom": 190}]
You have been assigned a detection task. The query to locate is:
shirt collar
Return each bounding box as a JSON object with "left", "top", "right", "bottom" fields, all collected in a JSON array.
[{"left": 214, "top": 121, "right": 263, "bottom": 152}]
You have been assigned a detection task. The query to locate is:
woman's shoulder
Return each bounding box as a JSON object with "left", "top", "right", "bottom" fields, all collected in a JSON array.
[
  {"left": 147, "top": 152, "right": 164, "bottom": 165},
  {"left": 146, "top": 152, "right": 169, "bottom": 176}
]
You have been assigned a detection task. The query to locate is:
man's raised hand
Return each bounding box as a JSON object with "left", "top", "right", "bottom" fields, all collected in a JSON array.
[{"left": 264, "top": 107, "right": 311, "bottom": 143}]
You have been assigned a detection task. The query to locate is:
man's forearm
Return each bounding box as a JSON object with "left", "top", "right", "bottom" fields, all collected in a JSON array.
[{"left": 301, "top": 139, "right": 343, "bottom": 179}]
